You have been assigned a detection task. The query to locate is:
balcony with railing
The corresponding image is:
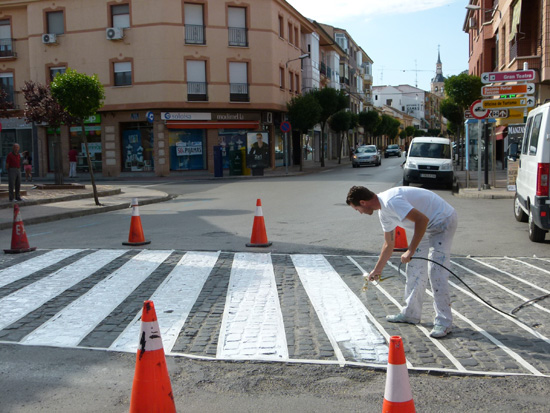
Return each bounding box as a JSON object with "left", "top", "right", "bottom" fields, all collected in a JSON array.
[
  {"left": 230, "top": 83, "right": 249, "bottom": 102},
  {"left": 185, "top": 25, "right": 205, "bottom": 45},
  {"left": 320, "top": 61, "right": 326, "bottom": 76},
  {"left": 228, "top": 27, "right": 247, "bottom": 47},
  {"left": 0, "top": 38, "right": 16, "bottom": 59},
  {"left": 187, "top": 82, "right": 208, "bottom": 101}
]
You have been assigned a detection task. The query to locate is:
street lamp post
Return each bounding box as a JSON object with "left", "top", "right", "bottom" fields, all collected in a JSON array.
[{"left": 465, "top": 4, "right": 502, "bottom": 19}]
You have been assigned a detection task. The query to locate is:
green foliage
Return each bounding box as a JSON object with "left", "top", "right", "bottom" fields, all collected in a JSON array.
[
  {"left": 399, "top": 130, "right": 407, "bottom": 140},
  {"left": 444, "top": 73, "right": 482, "bottom": 111},
  {"left": 50, "top": 68, "right": 105, "bottom": 120},
  {"left": 375, "top": 114, "right": 400, "bottom": 139},
  {"left": 328, "top": 109, "right": 351, "bottom": 133},
  {"left": 405, "top": 126, "right": 416, "bottom": 137},
  {"left": 312, "top": 88, "right": 349, "bottom": 123},
  {"left": 287, "top": 92, "right": 321, "bottom": 133},
  {"left": 358, "top": 110, "right": 380, "bottom": 137}
]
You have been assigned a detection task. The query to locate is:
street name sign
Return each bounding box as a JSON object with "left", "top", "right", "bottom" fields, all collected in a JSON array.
[
  {"left": 482, "top": 97, "right": 535, "bottom": 109},
  {"left": 481, "top": 83, "right": 535, "bottom": 96},
  {"left": 481, "top": 69, "right": 536, "bottom": 84}
]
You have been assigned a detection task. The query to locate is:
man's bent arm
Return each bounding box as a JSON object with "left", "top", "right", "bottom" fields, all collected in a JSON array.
[
  {"left": 369, "top": 230, "right": 395, "bottom": 280},
  {"left": 401, "top": 208, "right": 429, "bottom": 263}
]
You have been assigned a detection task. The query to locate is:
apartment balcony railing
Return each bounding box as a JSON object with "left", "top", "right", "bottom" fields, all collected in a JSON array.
[
  {"left": 340, "top": 76, "right": 350, "bottom": 86},
  {"left": 185, "top": 24, "right": 205, "bottom": 45},
  {"left": 320, "top": 61, "right": 326, "bottom": 76},
  {"left": 187, "top": 82, "right": 208, "bottom": 101},
  {"left": 0, "top": 38, "right": 16, "bottom": 58},
  {"left": 230, "top": 83, "right": 249, "bottom": 102},
  {"left": 228, "top": 27, "right": 247, "bottom": 47}
]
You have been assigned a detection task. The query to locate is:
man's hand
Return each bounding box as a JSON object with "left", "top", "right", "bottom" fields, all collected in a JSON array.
[
  {"left": 401, "top": 249, "right": 414, "bottom": 264},
  {"left": 367, "top": 269, "right": 381, "bottom": 281}
]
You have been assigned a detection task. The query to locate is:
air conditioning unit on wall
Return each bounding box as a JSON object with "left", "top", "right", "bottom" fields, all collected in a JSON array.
[
  {"left": 106, "top": 27, "right": 124, "bottom": 40},
  {"left": 42, "top": 33, "right": 57, "bottom": 44}
]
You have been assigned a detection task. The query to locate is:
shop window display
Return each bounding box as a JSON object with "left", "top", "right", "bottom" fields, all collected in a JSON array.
[
  {"left": 217, "top": 129, "right": 247, "bottom": 168},
  {"left": 122, "top": 127, "right": 154, "bottom": 172},
  {"left": 169, "top": 129, "right": 206, "bottom": 170},
  {"left": 68, "top": 124, "right": 102, "bottom": 172}
]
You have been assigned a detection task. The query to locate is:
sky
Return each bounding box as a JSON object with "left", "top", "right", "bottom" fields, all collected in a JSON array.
[{"left": 288, "top": 0, "right": 470, "bottom": 92}]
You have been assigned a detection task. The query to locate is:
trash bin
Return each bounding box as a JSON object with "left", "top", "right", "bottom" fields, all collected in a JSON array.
[{"left": 213, "top": 146, "right": 223, "bottom": 178}]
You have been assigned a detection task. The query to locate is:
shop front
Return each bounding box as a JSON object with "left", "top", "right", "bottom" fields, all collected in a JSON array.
[
  {"left": 0, "top": 118, "right": 33, "bottom": 173},
  {"left": 121, "top": 123, "right": 154, "bottom": 172}
]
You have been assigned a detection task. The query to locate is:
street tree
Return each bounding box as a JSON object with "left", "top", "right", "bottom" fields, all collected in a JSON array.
[
  {"left": 21, "top": 81, "right": 76, "bottom": 185},
  {"left": 440, "top": 98, "right": 462, "bottom": 137},
  {"left": 287, "top": 92, "right": 321, "bottom": 171},
  {"left": 358, "top": 110, "right": 380, "bottom": 144},
  {"left": 50, "top": 69, "right": 105, "bottom": 205},
  {"left": 311, "top": 88, "right": 348, "bottom": 167},
  {"left": 0, "top": 88, "right": 14, "bottom": 118},
  {"left": 405, "top": 126, "right": 416, "bottom": 139},
  {"left": 328, "top": 109, "right": 351, "bottom": 164}
]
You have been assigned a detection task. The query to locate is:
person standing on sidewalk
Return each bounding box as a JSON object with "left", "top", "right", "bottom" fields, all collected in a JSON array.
[
  {"left": 22, "top": 150, "right": 33, "bottom": 182},
  {"left": 6, "top": 143, "right": 23, "bottom": 201},
  {"left": 68, "top": 146, "right": 78, "bottom": 178},
  {"left": 346, "top": 185, "right": 458, "bottom": 338}
]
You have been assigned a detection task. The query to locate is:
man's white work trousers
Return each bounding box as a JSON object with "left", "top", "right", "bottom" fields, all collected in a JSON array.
[{"left": 401, "top": 211, "right": 458, "bottom": 328}]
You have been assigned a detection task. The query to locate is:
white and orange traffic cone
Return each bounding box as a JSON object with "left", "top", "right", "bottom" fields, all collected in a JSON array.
[
  {"left": 129, "top": 300, "right": 176, "bottom": 413},
  {"left": 123, "top": 198, "right": 151, "bottom": 246},
  {"left": 246, "top": 198, "right": 272, "bottom": 247},
  {"left": 4, "top": 204, "right": 37, "bottom": 254},
  {"left": 382, "top": 336, "right": 415, "bottom": 413},
  {"left": 393, "top": 226, "right": 408, "bottom": 252}
]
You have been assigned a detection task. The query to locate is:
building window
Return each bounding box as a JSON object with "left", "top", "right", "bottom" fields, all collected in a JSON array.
[
  {"left": 289, "top": 70, "right": 293, "bottom": 92},
  {"left": 184, "top": 3, "right": 205, "bottom": 45},
  {"left": 111, "top": 4, "right": 130, "bottom": 28},
  {"left": 229, "top": 62, "right": 248, "bottom": 102},
  {"left": 278, "top": 15, "right": 284, "bottom": 38},
  {"left": 186, "top": 60, "right": 207, "bottom": 101},
  {"left": 0, "top": 20, "right": 14, "bottom": 58},
  {"left": 114, "top": 62, "right": 132, "bottom": 86},
  {"left": 295, "top": 73, "right": 299, "bottom": 94},
  {"left": 46, "top": 11, "right": 64, "bottom": 35},
  {"left": 294, "top": 27, "right": 299, "bottom": 48},
  {"left": 279, "top": 67, "right": 284, "bottom": 89},
  {"left": 50, "top": 66, "right": 66, "bottom": 82},
  {"left": 0, "top": 72, "right": 14, "bottom": 103},
  {"left": 228, "top": 7, "right": 247, "bottom": 47},
  {"left": 288, "top": 22, "right": 293, "bottom": 45}
]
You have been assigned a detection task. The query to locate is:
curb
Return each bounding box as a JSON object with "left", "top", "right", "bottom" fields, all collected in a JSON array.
[
  {"left": 0, "top": 188, "right": 123, "bottom": 210},
  {"left": 0, "top": 194, "right": 174, "bottom": 231}
]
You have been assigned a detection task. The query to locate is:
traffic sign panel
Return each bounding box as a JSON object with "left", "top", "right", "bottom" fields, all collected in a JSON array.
[
  {"left": 280, "top": 121, "right": 291, "bottom": 133},
  {"left": 482, "top": 97, "right": 535, "bottom": 109},
  {"left": 469, "top": 99, "right": 489, "bottom": 119},
  {"left": 482, "top": 83, "right": 535, "bottom": 97},
  {"left": 481, "top": 69, "right": 536, "bottom": 84}
]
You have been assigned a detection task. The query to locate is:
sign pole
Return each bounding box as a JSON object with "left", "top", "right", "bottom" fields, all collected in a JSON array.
[
  {"left": 285, "top": 132, "right": 288, "bottom": 175},
  {"left": 478, "top": 120, "right": 482, "bottom": 191}
]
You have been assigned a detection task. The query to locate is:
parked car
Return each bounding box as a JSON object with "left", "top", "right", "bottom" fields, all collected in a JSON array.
[
  {"left": 402, "top": 137, "right": 454, "bottom": 189},
  {"left": 384, "top": 144, "right": 402, "bottom": 158},
  {"left": 514, "top": 102, "right": 550, "bottom": 242},
  {"left": 352, "top": 145, "right": 381, "bottom": 167}
]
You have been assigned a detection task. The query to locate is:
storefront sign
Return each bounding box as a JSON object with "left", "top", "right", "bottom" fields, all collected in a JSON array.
[
  {"left": 84, "top": 114, "right": 101, "bottom": 124},
  {"left": 176, "top": 142, "right": 203, "bottom": 156},
  {"left": 70, "top": 125, "right": 101, "bottom": 133},
  {"left": 213, "top": 112, "right": 261, "bottom": 121},
  {"left": 81, "top": 142, "right": 102, "bottom": 155},
  {"left": 507, "top": 160, "right": 519, "bottom": 191},
  {"left": 161, "top": 112, "right": 211, "bottom": 121}
]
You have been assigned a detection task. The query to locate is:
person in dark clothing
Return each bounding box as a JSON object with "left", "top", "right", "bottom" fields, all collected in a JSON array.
[{"left": 6, "top": 143, "right": 22, "bottom": 201}]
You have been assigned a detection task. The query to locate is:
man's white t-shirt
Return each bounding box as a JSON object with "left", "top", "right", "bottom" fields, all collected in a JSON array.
[{"left": 377, "top": 187, "right": 456, "bottom": 233}]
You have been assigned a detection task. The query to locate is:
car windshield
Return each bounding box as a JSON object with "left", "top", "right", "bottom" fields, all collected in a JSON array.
[
  {"left": 357, "top": 146, "right": 376, "bottom": 153},
  {"left": 408, "top": 142, "right": 451, "bottom": 159},
  {"left": 388, "top": 145, "right": 398, "bottom": 149}
]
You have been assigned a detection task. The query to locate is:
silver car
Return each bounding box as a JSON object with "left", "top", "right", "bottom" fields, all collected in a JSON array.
[{"left": 352, "top": 145, "right": 381, "bottom": 167}]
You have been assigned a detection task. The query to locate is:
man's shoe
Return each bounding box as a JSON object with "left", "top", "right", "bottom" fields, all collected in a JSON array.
[
  {"left": 430, "top": 324, "right": 452, "bottom": 338},
  {"left": 386, "top": 313, "right": 420, "bottom": 324},
  {"left": 15, "top": 198, "right": 23, "bottom": 201}
]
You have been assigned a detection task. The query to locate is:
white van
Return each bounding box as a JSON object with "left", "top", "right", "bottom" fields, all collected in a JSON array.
[
  {"left": 403, "top": 137, "right": 454, "bottom": 189},
  {"left": 514, "top": 102, "right": 550, "bottom": 242}
]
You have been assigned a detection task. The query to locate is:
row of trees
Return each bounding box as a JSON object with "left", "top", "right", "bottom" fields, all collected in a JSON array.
[{"left": 4, "top": 69, "right": 105, "bottom": 205}]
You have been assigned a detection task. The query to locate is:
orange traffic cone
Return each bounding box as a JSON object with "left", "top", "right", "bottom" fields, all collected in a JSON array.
[
  {"left": 123, "top": 198, "right": 151, "bottom": 246},
  {"left": 4, "top": 204, "right": 37, "bottom": 254},
  {"left": 382, "top": 336, "right": 415, "bottom": 413},
  {"left": 393, "top": 226, "right": 408, "bottom": 252},
  {"left": 129, "top": 300, "right": 176, "bottom": 413},
  {"left": 246, "top": 199, "right": 272, "bottom": 247}
]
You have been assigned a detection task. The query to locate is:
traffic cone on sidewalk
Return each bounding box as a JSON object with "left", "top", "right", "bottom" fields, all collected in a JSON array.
[
  {"left": 393, "top": 226, "right": 408, "bottom": 252},
  {"left": 4, "top": 204, "right": 37, "bottom": 254},
  {"left": 129, "top": 300, "right": 176, "bottom": 413},
  {"left": 123, "top": 198, "right": 151, "bottom": 246},
  {"left": 246, "top": 199, "right": 272, "bottom": 247},
  {"left": 382, "top": 336, "right": 415, "bottom": 413}
]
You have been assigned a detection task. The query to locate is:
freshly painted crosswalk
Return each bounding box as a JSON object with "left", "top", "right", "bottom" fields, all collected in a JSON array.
[{"left": 0, "top": 249, "right": 549, "bottom": 377}]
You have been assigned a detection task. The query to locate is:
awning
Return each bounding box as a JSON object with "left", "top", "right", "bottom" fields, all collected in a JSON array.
[
  {"left": 495, "top": 125, "right": 507, "bottom": 140},
  {"left": 166, "top": 120, "right": 260, "bottom": 130}
]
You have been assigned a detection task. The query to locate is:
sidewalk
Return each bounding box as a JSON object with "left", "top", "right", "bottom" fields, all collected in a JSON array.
[{"left": 453, "top": 164, "right": 515, "bottom": 199}]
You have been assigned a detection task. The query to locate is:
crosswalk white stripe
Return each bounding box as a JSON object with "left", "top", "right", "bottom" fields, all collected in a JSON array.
[
  {"left": 21, "top": 250, "right": 173, "bottom": 347},
  {"left": 292, "top": 254, "right": 388, "bottom": 365},
  {"left": 0, "top": 249, "right": 83, "bottom": 289},
  {"left": 110, "top": 251, "right": 220, "bottom": 353},
  {"left": 0, "top": 250, "right": 127, "bottom": 331},
  {"left": 217, "top": 253, "right": 288, "bottom": 361}
]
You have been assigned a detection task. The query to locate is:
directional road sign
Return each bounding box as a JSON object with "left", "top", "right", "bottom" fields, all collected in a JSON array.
[
  {"left": 469, "top": 99, "right": 489, "bottom": 119},
  {"left": 481, "top": 69, "right": 536, "bottom": 84},
  {"left": 481, "top": 83, "right": 535, "bottom": 97},
  {"left": 482, "top": 97, "right": 535, "bottom": 109}
]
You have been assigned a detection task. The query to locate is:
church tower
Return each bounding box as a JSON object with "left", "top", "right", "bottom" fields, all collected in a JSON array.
[{"left": 431, "top": 46, "right": 445, "bottom": 97}]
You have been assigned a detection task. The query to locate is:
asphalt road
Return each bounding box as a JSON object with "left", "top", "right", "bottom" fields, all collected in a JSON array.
[{"left": 1, "top": 157, "right": 549, "bottom": 412}]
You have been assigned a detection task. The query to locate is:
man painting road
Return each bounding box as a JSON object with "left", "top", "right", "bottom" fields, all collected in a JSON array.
[{"left": 346, "top": 185, "right": 458, "bottom": 338}]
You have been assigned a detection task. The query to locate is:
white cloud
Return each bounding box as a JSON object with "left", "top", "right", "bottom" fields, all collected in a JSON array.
[{"left": 289, "top": 0, "right": 456, "bottom": 22}]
